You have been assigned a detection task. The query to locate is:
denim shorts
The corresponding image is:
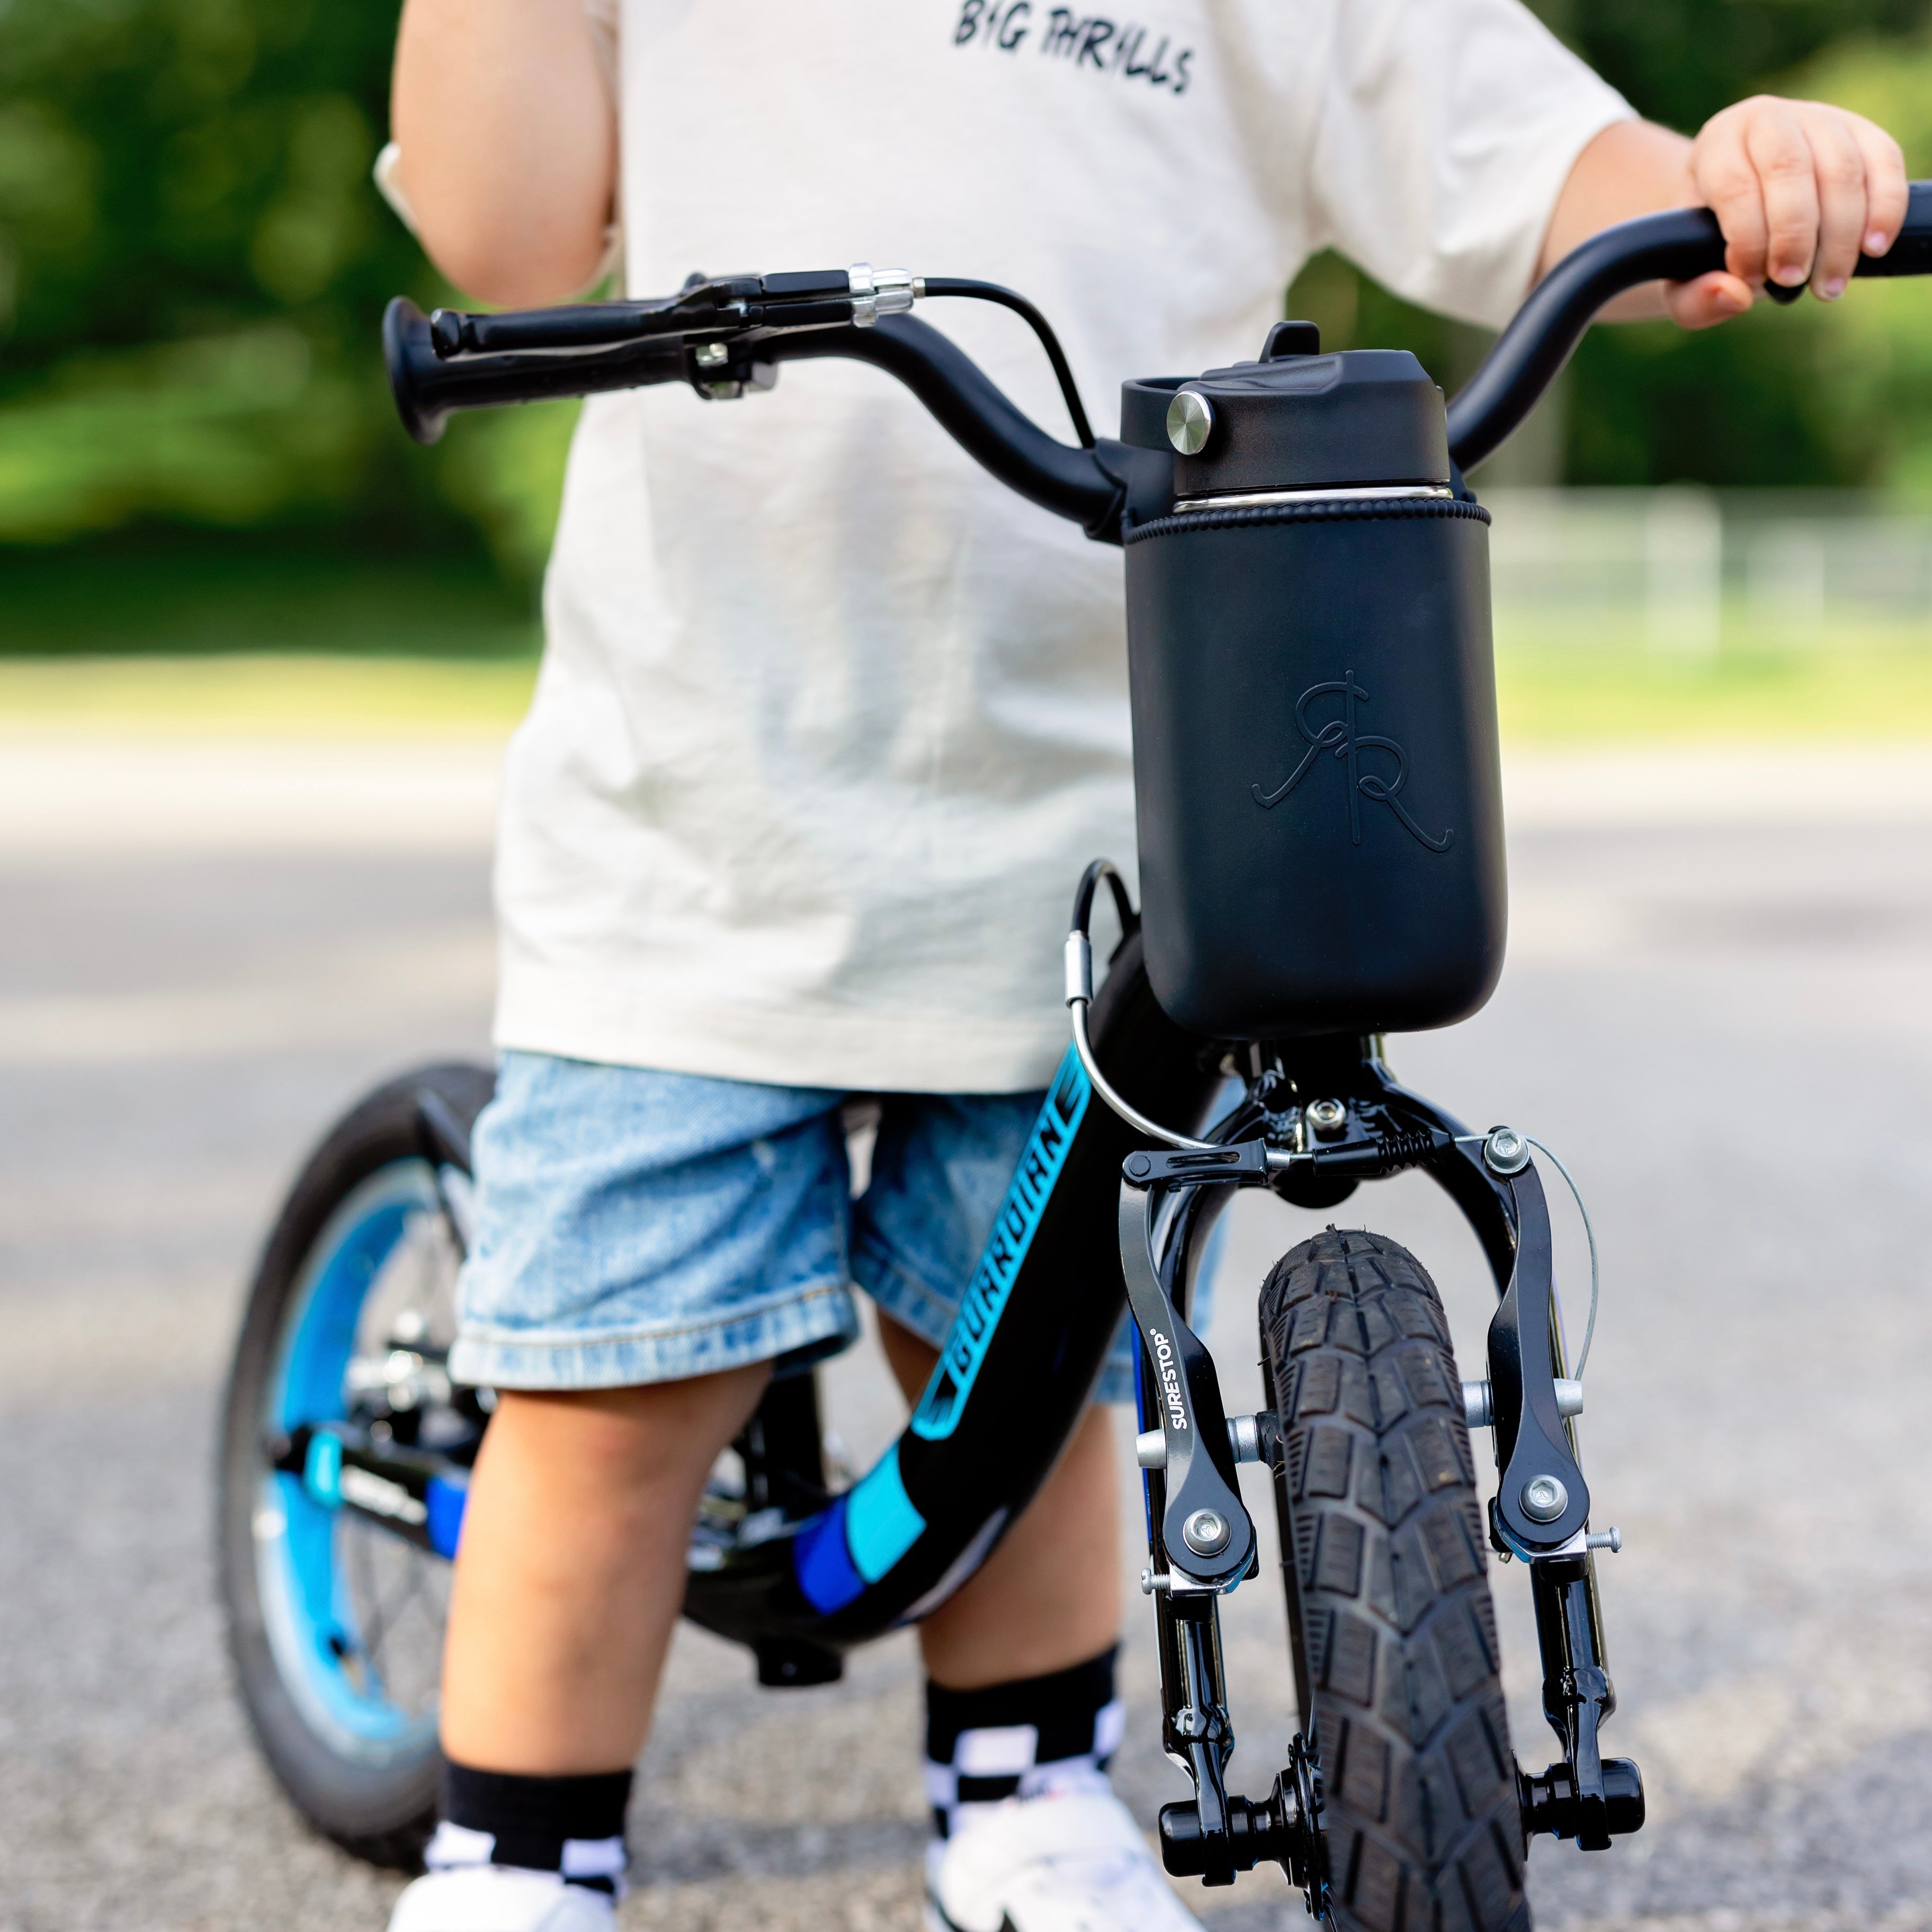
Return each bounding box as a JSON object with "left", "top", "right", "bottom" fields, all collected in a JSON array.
[{"left": 450, "top": 1050, "right": 1141, "bottom": 1402}]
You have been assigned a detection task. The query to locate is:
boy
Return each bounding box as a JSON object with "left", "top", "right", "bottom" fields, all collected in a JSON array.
[{"left": 378, "top": 5, "right": 1904, "bottom": 1926}]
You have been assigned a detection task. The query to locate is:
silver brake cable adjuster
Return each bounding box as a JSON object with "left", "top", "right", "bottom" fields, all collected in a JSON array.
[{"left": 848, "top": 264, "right": 920, "bottom": 327}]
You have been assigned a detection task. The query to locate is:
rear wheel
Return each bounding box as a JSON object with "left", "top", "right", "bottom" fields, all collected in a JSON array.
[
  {"left": 1260, "top": 1228, "right": 1528, "bottom": 1932},
  {"left": 217, "top": 1063, "right": 493, "bottom": 1866}
]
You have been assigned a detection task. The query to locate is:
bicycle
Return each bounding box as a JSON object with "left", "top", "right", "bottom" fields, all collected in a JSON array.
[{"left": 216, "top": 190, "right": 1932, "bottom": 1928}]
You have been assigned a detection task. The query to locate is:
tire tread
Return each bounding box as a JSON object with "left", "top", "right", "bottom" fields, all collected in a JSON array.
[{"left": 1261, "top": 1227, "right": 1528, "bottom": 1932}]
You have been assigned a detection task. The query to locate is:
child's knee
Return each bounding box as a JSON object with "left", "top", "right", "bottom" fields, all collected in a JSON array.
[{"left": 488, "top": 1364, "right": 767, "bottom": 1491}]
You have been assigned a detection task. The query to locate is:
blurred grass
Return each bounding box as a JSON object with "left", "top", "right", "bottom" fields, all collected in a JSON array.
[
  {"left": 1496, "top": 643, "right": 1932, "bottom": 740},
  {"left": 6, "top": 641, "right": 1932, "bottom": 743},
  {"left": 0, "top": 533, "right": 540, "bottom": 732},
  {"left": 0, "top": 650, "right": 538, "bottom": 734}
]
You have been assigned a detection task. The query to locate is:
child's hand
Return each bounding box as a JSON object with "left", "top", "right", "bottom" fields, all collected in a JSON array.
[{"left": 1669, "top": 96, "right": 1909, "bottom": 328}]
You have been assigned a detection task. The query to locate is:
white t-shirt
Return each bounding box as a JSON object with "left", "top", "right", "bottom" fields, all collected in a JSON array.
[{"left": 468, "top": 0, "right": 1628, "bottom": 1093}]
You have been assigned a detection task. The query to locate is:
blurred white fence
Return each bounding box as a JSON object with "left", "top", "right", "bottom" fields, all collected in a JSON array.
[{"left": 1482, "top": 489, "right": 1932, "bottom": 656}]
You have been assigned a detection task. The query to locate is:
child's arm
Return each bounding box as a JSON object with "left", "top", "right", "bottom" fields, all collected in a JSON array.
[
  {"left": 389, "top": 0, "right": 617, "bottom": 308},
  {"left": 1540, "top": 102, "right": 1909, "bottom": 329}
]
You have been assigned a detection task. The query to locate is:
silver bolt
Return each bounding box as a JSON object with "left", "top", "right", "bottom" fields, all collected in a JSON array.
[
  {"left": 1467, "top": 1380, "right": 1581, "bottom": 1427},
  {"left": 1306, "top": 1097, "right": 1347, "bottom": 1141},
  {"left": 694, "top": 341, "right": 730, "bottom": 368},
  {"left": 1166, "top": 390, "right": 1214, "bottom": 456},
  {"left": 1520, "top": 1474, "right": 1569, "bottom": 1522},
  {"left": 1586, "top": 1527, "right": 1623, "bottom": 1554},
  {"left": 1135, "top": 1428, "right": 1167, "bottom": 1469},
  {"left": 1483, "top": 1126, "right": 1530, "bottom": 1175},
  {"left": 1182, "top": 1508, "right": 1230, "bottom": 1555}
]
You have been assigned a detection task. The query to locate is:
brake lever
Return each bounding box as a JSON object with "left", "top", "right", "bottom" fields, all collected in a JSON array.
[{"left": 427, "top": 267, "right": 911, "bottom": 361}]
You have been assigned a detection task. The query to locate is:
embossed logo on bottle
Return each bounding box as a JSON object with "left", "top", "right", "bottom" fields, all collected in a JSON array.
[{"left": 1251, "top": 669, "right": 1452, "bottom": 852}]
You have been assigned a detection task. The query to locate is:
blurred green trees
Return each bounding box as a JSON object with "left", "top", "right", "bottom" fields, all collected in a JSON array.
[
  {"left": 0, "top": 0, "right": 571, "bottom": 578},
  {"left": 4, "top": 0, "right": 1932, "bottom": 623},
  {"left": 3, "top": 0, "right": 417, "bottom": 540}
]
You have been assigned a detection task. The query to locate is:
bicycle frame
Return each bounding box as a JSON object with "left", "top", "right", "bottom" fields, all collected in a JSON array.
[
  {"left": 318, "top": 185, "right": 1932, "bottom": 1897},
  {"left": 681, "top": 924, "right": 1221, "bottom": 1671}
]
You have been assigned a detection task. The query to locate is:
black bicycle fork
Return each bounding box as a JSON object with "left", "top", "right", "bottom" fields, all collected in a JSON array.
[{"left": 1118, "top": 1037, "right": 1643, "bottom": 1910}]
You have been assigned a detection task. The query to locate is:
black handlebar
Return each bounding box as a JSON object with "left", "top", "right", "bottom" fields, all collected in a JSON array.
[
  {"left": 382, "top": 298, "right": 1133, "bottom": 535},
  {"left": 384, "top": 181, "right": 1932, "bottom": 536},
  {"left": 764, "top": 319, "right": 1122, "bottom": 530},
  {"left": 1447, "top": 180, "right": 1932, "bottom": 469}
]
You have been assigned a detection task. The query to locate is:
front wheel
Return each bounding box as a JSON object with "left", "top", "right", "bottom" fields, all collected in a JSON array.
[
  {"left": 217, "top": 1063, "right": 493, "bottom": 1866},
  {"left": 1261, "top": 1229, "right": 1528, "bottom": 1932}
]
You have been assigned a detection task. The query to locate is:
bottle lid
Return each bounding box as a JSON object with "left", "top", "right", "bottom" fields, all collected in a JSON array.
[{"left": 1120, "top": 323, "right": 1449, "bottom": 495}]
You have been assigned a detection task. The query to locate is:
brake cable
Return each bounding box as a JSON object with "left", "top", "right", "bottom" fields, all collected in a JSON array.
[
  {"left": 919, "top": 279, "right": 1096, "bottom": 448},
  {"left": 1459, "top": 1129, "right": 1602, "bottom": 1378},
  {"left": 1527, "top": 1134, "right": 1602, "bottom": 1377}
]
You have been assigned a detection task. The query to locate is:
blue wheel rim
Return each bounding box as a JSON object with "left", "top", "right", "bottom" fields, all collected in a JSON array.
[{"left": 253, "top": 1160, "right": 452, "bottom": 1766}]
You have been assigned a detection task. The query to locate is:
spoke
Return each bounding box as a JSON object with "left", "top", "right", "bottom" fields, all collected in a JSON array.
[
  {"left": 336, "top": 1520, "right": 381, "bottom": 1695},
  {"left": 347, "top": 1523, "right": 396, "bottom": 1688},
  {"left": 333, "top": 1204, "right": 461, "bottom": 1717},
  {"left": 386, "top": 1560, "right": 443, "bottom": 1714},
  {"left": 362, "top": 1542, "right": 436, "bottom": 1703},
  {"left": 382, "top": 1554, "right": 428, "bottom": 1644}
]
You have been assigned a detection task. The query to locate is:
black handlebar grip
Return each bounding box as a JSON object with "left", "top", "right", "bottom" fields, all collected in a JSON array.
[
  {"left": 382, "top": 297, "right": 686, "bottom": 445},
  {"left": 383, "top": 299, "right": 447, "bottom": 444}
]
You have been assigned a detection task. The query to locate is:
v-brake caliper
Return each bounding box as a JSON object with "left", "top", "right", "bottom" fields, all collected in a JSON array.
[
  {"left": 1118, "top": 1143, "right": 1329, "bottom": 1910},
  {"left": 1474, "top": 1132, "right": 1646, "bottom": 1851}
]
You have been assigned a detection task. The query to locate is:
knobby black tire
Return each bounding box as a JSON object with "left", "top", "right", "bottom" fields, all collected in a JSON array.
[
  {"left": 217, "top": 1061, "right": 494, "bottom": 1870},
  {"left": 1260, "top": 1229, "right": 1528, "bottom": 1932}
]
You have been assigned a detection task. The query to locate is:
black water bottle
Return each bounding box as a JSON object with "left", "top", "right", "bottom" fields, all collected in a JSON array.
[{"left": 1119, "top": 326, "right": 1506, "bottom": 1040}]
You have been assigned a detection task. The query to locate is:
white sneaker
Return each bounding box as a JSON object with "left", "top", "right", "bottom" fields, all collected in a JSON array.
[
  {"left": 927, "top": 1790, "right": 1207, "bottom": 1932},
  {"left": 386, "top": 1867, "right": 616, "bottom": 1932}
]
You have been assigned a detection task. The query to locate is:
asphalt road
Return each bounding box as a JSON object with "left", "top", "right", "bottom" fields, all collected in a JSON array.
[{"left": 3, "top": 738, "right": 1930, "bottom": 1932}]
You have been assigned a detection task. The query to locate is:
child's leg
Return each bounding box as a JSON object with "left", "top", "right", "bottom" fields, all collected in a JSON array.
[
  {"left": 875, "top": 1317, "right": 1120, "bottom": 1689},
  {"left": 856, "top": 1097, "right": 1203, "bottom": 1932},
  {"left": 878, "top": 1316, "right": 1198, "bottom": 1932},
  {"left": 439, "top": 1367, "right": 770, "bottom": 1774},
  {"left": 387, "top": 1054, "right": 861, "bottom": 1931}
]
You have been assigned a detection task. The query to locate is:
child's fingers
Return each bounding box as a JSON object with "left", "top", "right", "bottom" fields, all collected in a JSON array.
[
  {"left": 1663, "top": 270, "right": 1755, "bottom": 330},
  {"left": 1683, "top": 95, "right": 1909, "bottom": 327},
  {"left": 1846, "top": 112, "right": 1910, "bottom": 257},
  {"left": 1693, "top": 107, "right": 1773, "bottom": 287},
  {"left": 1742, "top": 102, "right": 1823, "bottom": 290},
  {"left": 1798, "top": 105, "right": 1873, "bottom": 299}
]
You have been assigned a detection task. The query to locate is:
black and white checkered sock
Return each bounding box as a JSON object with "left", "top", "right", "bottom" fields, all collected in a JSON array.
[
  {"left": 426, "top": 1763, "right": 632, "bottom": 1893},
  {"left": 924, "top": 1648, "right": 1125, "bottom": 1841}
]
